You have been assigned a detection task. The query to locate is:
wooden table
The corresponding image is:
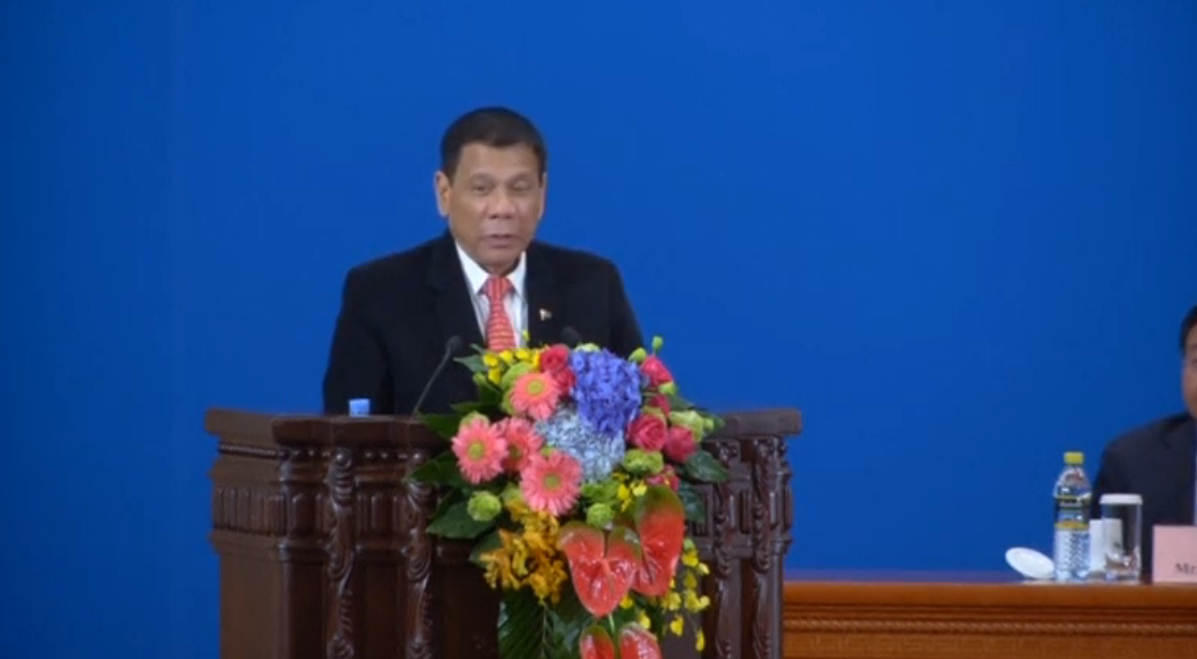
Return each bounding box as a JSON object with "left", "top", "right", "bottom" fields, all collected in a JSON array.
[{"left": 783, "top": 571, "right": 1197, "bottom": 659}]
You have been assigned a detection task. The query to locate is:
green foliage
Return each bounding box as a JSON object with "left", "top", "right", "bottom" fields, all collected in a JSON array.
[
  {"left": 406, "top": 450, "right": 468, "bottom": 488},
  {"left": 498, "top": 588, "right": 592, "bottom": 659},
  {"left": 420, "top": 412, "right": 462, "bottom": 439},
  {"left": 681, "top": 450, "right": 729, "bottom": 483},
  {"left": 676, "top": 481, "right": 706, "bottom": 523},
  {"left": 425, "top": 500, "right": 496, "bottom": 539}
]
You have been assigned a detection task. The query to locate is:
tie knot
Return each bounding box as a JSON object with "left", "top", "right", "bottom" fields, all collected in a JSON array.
[{"left": 483, "top": 276, "right": 512, "bottom": 302}]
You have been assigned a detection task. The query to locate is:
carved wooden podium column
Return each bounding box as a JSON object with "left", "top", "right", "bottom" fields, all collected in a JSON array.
[{"left": 205, "top": 408, "right": 801, "bottom": 659}]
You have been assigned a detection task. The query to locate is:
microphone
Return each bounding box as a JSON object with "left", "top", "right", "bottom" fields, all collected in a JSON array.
[
  {"left": 411, "top": 335, "right": 464, "bottom": 417},
  {"left": 560, "top": 326, "right": 582, "bottom": 348}
]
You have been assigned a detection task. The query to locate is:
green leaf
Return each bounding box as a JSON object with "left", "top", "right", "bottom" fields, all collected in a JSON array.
[
  {"left": 456, "top": 354, "right": 487, "bottom": 372},
  {"left": 420, "top": 412, "right": 463, "bottom": 439},
  {"left": 451, "top": 400, "right": 486, "bottom": 415},
  {"left": 406, "top": 450, "right": 468, "bottom": 488},
  {"left": 469, "top": 529, "right": 503, "bottom": 567},
  {"left": 546, "top": 585, "right": 591, "bottom": 659},
  {"left": 474, "top": 380, "right": 503, "bottom": 406},
  {"left": 498, "top": 587, "right": 594, "bottom": 659},
  {"left": 608, "top": 597, "right": 641, "bottom": 632},
  {"left": 430, "top": 489, "right": 464, "bottom": 519},
  {"left": 498, "top": 589, "right": 544, "bottom": 659},
  {"left": 676, "top": 481, "right": 706, "bottom": 523},
  {"left": 666, "top": 392, "right": 695, "bottom": 411},
  {"left": 681, "top": 449, "right": 729, "bottom": 483},
  {"left": 425, "top": 501, "right": 495, "bottom": 539}
]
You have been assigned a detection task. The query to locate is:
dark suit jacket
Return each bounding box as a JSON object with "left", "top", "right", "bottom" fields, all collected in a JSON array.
[
  {"left": 1091, "top": 413, "right": 1196, "bottom": 576},
  {"left": 321, "top": 231, "right": 644, "bottom": 416}
]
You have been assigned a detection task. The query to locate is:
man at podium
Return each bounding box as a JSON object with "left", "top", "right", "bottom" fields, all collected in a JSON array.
[
  {"left": 321, "top": 106, "right": 645, "bottom": 416},
  {"left": 1091, "top": 303, "right": 1197, "bottom": 575}
]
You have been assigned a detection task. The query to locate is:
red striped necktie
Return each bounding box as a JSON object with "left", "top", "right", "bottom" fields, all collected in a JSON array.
[{"left": 483, "top": 276, "right": 516, "bottom": 351}]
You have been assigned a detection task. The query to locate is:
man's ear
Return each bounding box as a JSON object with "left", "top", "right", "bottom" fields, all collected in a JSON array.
[
  {"left": 536, "top": 172, "right": 548, "bottom": 220},
  {"left": 433, "top": 170, "right": 451, "bottom": 217}
]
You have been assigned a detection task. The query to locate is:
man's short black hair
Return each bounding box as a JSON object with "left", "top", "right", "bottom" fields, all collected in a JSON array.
[
  {"left": 439, "top": 106, "right": 547, "bottom": 180},
  {"left": 1181, "top": 303, "right": 1197, "bottom": 354}
]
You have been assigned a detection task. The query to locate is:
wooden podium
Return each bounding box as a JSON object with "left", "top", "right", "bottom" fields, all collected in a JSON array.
[{"left": 205, "top": 407, "right": 802, "bottom": 659}]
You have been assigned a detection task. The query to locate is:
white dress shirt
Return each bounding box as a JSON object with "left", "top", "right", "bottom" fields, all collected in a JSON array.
[{"left": 455, "top": 242, "right": 527, "bottom": 347}]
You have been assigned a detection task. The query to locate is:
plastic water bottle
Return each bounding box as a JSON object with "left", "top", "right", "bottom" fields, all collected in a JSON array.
[{"left": 1052, "top": 451, "right": 1092, "bottom": 582}]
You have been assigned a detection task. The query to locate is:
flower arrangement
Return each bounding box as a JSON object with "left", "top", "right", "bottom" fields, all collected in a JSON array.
[{"left": 409, "top": 335, "right": 727, "bottom": 659}]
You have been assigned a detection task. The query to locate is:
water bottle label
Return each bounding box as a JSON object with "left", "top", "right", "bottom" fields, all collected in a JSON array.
[{"left": 1055, "top": 519, "right": 1087, "bottom": 531}]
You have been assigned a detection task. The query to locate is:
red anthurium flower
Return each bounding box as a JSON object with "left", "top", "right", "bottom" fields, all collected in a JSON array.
[
  {"left": 559, "top": 523, "right": 641, "bottom": 617},
  {"left": 579, "top": 625, "right": 617, "bottom": 659},
  {"left": 619, "top": 623, "right": 663, "bottom": 659},
  {"left": 630, "top": 485, "right": 686, "bottom": 597}
]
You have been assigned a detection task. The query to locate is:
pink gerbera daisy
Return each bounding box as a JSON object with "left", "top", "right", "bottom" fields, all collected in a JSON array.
[
  {"left": 520, "top": 450, "right": 583, "bottom": 516},
  {"left": 509, "top": 371, "right": 562, "bottom": 420},
  {"left": 496, "top": 417, "right": 545, "bottom": 473},
  {"left": 450, "top": 415, "right": 507, "bottom": 484}
]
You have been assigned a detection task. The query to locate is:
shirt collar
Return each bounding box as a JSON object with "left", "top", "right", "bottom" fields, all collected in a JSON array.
[{"left": 455, "top": 241, "right": 526, "bottom": 299}]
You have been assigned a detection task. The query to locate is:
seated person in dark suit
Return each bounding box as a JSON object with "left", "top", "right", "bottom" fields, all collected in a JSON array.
[
  {"left": 1091, "top": 303, "right": 1197, "bottom": 576},
  {"left": 321, "top": 106, "right": 644, "bottom": 416}
]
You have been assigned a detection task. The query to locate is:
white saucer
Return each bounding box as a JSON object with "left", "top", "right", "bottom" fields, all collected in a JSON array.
[{"left": 1005, "top": 547, "right": 1054, "bottom": 580}]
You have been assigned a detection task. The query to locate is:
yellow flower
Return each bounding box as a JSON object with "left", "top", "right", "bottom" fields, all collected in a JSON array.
[
  {"left": 664, "top": 592, "right": 681, "bottom": 610},
  {"left": 527, "top": 571, "right": 550, "bottom": 600},
  {"left": 616, "top": 484, "right": 632, "bottom": 511},
  {"left": 696, "top": 630, "right": 706, "bottom": 652},
  {"left": 637, "top": 611, "right": 652, "bottom": 630},
  {"left": 669, "top": 616, "right": 684, "bottom": 636},
  {"left": 525, "top": 560, "right": 567, "bottom": 605},
  {"left": 478, "top": 531, "right": 522, "bottom": 591},
  {"left": 512, "top": 540, "right": 529, "bottom": 577},
  {"left": 499, "top": 349, "right": 515, "bottom": 364},
  {"left": 683, "top": 591, "right": 710, "bottom": 612},
  {"left": 515, "top": 347, "right": 531, "bottom": 362},
  {"left": 478, "top": 502, "right": 568, "bottom": 604},
  {"left": 620, "top": 594, "right": 635, "bottom": 610},
  {"left": 483, "top": 353, "right": 500, "bottom": 368},
  {"left": 683, "top": 572, "right": 698, "bottom": 590},
  {"left": 631, "top": 482, "right": 647, "bottom": 497},
  {"left": 488, "top": 367, "right": 502, "bottom": 384}
]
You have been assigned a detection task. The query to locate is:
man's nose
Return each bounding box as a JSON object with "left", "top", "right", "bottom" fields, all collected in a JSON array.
[{"left": 486, "top": 189, "right": 516, "bottom": 217}]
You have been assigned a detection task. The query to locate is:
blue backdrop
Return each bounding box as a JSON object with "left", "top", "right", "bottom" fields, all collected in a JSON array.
[{"left": 3, "top": 1, "right": 1195, "bottom": 657}]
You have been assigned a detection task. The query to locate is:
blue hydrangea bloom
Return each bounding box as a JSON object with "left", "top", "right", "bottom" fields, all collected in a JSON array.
[
  {"left": 568, "top": 349, "right": 645, "bottom": 437},
  {"left": 535, "top": 405, "right": 626, "bottom": 482}
]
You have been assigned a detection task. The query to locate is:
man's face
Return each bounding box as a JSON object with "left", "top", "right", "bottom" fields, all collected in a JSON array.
[
  {"left": 1184, "top": 325, "right": 1197, "bottom": 419},
  {"left": 435, "top": 143, "right": 545, "bottom": 274}
]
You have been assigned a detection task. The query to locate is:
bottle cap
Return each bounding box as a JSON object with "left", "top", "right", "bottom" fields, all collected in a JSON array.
[
  {"left": 1064, "top": 451, "right": 1083, "bottom": 465},
  {"left": 1099, "top": 493, "right": 1142, "bottom": 506},
  {"left": 348, "top": 398, "right": 371, "bottom": 417},
  {"left": 1005, "top": 547, "right": 1054, "bottom": 580}
]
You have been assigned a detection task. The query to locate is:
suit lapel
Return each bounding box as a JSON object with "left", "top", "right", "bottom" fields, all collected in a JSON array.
[
  {"left": 524, "top": 242, "right": 564, "bottom": 347},
  {"left": 426, "top": 232, "right": 485, "bottom": 350}
]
